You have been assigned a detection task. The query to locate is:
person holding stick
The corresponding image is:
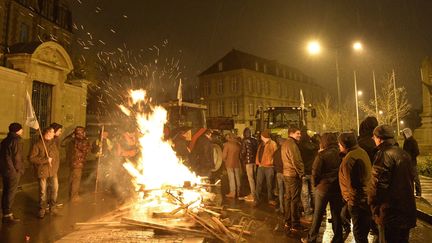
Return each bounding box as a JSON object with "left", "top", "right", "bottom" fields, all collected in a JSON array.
[{"left": 29, "top": 127, "right": 59, "bottom": 218}]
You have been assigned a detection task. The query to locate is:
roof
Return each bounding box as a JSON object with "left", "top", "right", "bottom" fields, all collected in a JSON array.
[{"left": 198, "top": 49, "right": 315, "bottom": 83}]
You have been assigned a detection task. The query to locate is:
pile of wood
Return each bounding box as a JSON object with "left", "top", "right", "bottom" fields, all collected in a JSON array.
[{"left": 76, "top": 189, "right": 257, "bottom": 242}]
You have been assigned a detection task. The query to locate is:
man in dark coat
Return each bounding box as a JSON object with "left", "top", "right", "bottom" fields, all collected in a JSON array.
[
  {"left": 0, "top": 123, "right": 24, "bottom": 223},
  {"left": 29, "top": 127, "right": 60, "bottom": 218},
  {"left": 190, "top": 129, "right": 214, "bottom": 177},
  {"left": 357, "top": 116, "right": 378, "bottom": 163},
  {"left": 302, "top": 132, "right": 343, "bottom": 243},
  {"left": 66, "top": 126, "right": 90, "bottom": 202},
  {"left": 240, "top": 127, "right": 258, "bottom": 201},
  {"left": 402, "top": 127, "right": 421, "bottom": 196},
  {"left": 369, "top": 125, "right": 416, "bottom": 242},
  {"left": 338, "top": 132, "right": 372, "bottom": 243}
]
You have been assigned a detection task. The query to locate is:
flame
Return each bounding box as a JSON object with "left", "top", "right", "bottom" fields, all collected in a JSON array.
[{"left": 121, "top": 89, "right": 203, "bottom": 210}]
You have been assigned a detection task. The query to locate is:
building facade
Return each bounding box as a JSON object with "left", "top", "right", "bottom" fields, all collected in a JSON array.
[
  {"left": 415, "top": 56, "right": 432, "bottom": 154},
  {"left": 198, "top": 49, "right": 323, "bottom": 133},
  {"left": 0, "top": 0, "right": 86, "bottom": 141}
]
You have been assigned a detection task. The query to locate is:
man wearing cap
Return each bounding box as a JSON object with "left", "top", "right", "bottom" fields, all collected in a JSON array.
[
  {"left": 369, "top": 125, "right": 416, "bottom": 242},
  {"left": 338, "top": 132, "right": 371, "bottom": 243},
  {"left": 0, "top": 123, "right": 24, "bottom": 223},
  {"left": 402, "top": 127, "right": 421, "bottom": 197},
  {"left": 255, "top": 129, "right": 277, "bottom": 206}
]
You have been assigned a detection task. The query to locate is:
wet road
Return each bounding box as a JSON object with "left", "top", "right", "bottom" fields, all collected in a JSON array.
[{"left": 2, "top": 163, "right": 432, "bottom": 243}]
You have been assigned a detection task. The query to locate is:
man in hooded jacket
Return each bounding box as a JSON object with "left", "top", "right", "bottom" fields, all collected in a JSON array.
[{"left": 402, "top": 127, "right": 421, "bottom": 196}]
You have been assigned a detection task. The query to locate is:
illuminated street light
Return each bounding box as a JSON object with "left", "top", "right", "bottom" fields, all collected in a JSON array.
[
  {"left": 307, "top": 41, "right": 321, "bottom": 55},
  {"left": 400, "top": 120, "right": 404, "bottom": 125},
  {"left": 357, "top": 90, "right": 363, "bottom": 96},
  {"left": 379, "top": 110, "right": 383, "bottom": 115},
  {"left": 353, "top": 41, "right": 363, "bottom": 51}
]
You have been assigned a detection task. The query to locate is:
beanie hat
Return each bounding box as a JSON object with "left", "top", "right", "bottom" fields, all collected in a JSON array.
[
  {"left": 50, "top": 122, "right": 63, "bottom": 133},
  {"left": 373, "top": 125, "right": 394, "bottom": 139},
  {"left": 261, "top": 129, "right": 271, "bottom": 138},
  {"left": 9, "top": 123, "right": 23, "bottom": 133},
  {"left": 338, "top": 132, "right": 357, "bottom": 149}
]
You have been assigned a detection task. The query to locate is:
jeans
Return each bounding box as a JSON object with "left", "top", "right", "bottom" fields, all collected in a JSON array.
[
  {"left": 379, "top": 225, "right": 410, "bottom": 243},
  {"left": 413, "top": 165, "right": 421, "bottom": 196},
  {"left": 348, "top": 203, "right": 371, "bottom": 243},
  {"left": 245, "top": 164, "right": 256, "bottom": 196},
  {"left": 283, "top": 176, "right": 301, "bottom": 227},
  {"left": 255, "top": 166, "right": 274, "bottom": 203},
  {"left": 1, "top": 175, "right": 21, "bottom": 215},
  {"left": 301, "top": 175, "right": 314, "bottom": 216},
  {"left": 39, "top": 176, "right": 59, "bottom": 209},
  {"left": 276, "top": 173, "right": 285, "bottom": 212},
  {"left": 341, "top": 203, "right": 351, "bottom": 231},
  {"left": 306, "top": 190, "right": 343, "bottom": 243},
  {"left": 227, "top": 168, "right": 241, "bottom": 195}
]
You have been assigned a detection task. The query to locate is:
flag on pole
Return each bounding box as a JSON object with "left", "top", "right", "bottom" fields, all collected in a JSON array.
[
  {"left": 300, "top": 89, "right": 306, "bottom": 126},
  {"left": 177, "top": 79, "right": 183, "bottom": 106},
  {"left": 25, "top": 91, "right": 40, "bottom": 130}
]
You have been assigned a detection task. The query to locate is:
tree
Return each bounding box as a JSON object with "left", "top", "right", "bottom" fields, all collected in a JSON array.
[
  {"left": 359, "top": 73, "right": 411, "bottom": 126},
  {"left": 315, "top": 95, "right": 357, "bottom": 132}
]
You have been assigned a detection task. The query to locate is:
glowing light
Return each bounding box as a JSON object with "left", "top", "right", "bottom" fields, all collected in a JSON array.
[
  {"left": 129, "top": 89, "right": 146, "bottom": 104},
  {"left": 357, "top": 90, "right": 363, "bottom": 96},
  {"left": 307, "top": 41, "right": 321, "bottom": 55},
  {"left": 379, "top": 110, "right": 384, "bottom": 115},
  {"left": 353, "top": 41, "right": 363, "bottom": 51}
]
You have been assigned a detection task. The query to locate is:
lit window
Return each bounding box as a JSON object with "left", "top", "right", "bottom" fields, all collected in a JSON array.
[
  {"left": 218, "top": 62, "right": 223, "bottom": 71},
  {"left": 218, "top": 100, "right": 225, "bottom": 116},
  {"left": 255, "top": 62, "right": 259, "bottom": 71},
  {"left": 249, "top": 103, "right": 254, "bottom": 116},
  {"left": 231, "top": 77, "right": 238, "bottom": 92}
]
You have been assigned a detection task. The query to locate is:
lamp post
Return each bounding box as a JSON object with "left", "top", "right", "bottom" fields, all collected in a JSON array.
[
  {"left": 354, "top": 71, "right": 362, "bottom": 135},
  {"left": 307, "top": 40, "right": 363, "bottom": 131}
]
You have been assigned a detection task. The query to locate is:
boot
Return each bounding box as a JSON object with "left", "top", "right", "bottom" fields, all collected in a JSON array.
[{"left": 38, "top": 208, "right": 46, "bottom": 219}]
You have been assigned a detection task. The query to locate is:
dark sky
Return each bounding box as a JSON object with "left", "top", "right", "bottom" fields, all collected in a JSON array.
[{"left": 68, "top": 0, "right": 432, "bottom": 109}]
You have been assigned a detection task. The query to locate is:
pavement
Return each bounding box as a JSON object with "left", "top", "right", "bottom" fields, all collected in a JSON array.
[{"left": 2, "top": 164, "right": 432, "bottom": 242}]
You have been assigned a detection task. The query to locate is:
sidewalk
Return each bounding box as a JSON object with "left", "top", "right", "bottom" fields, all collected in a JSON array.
[{"left": 416, "top": 175, "right": 432, "bottom": 223}]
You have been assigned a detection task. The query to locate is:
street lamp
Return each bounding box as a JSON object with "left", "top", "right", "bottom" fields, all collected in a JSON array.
[
  {"left": 307, "top": 40, "right": 363, "bottom": 131},
  {"left": 354, "top": 72, "right": 361, "bottom": 135}
]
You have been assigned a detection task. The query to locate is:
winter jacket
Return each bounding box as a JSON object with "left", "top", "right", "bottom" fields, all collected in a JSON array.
[
  {"left": 403, "top": 137, "right": 419, "bottom": 165},
  {"left": 67, "top": 138, "right": 90, "bottom": 169},
  {"left": 273, "top": 146, "right": 283, "bottom": 173},
  {"left": 358, "top": 136, "right": 376, "bottom": 164},
  {"left": 312, "top": 145, "right": 341, "bottom": 193},
  {"left": 29, "top": 139, "right": 60, "bottom": 178},
  {"left": 299, "top": 138, "right": 318, "bottom": 175},
  {"left": 191, "top": 135, "right": 214, "bottom": 176},
  {"left": 281, "top": 137, "right": 304, "bottom": 177},
  {"left": 223, "top": 139, "right": 241, "bottom": 168},
  {"left": 0, "top": 132, "right": 24, "bottom": 177},
  {"left": 240, "top": 137, "right": 258, "bottom": 164},
  {"left": 338, "top": 145, "right": 371, "bottom": 206},
  {"left": 368, "top": 140, "right": 416, "bottom": 229},
  {"left": 256, "top": 139, "right": 277, "bottom": 167}
]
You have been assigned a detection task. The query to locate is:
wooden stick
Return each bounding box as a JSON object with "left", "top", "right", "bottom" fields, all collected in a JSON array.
[{"left": 95, "top": 125, "right": 104, "bottom": 193}]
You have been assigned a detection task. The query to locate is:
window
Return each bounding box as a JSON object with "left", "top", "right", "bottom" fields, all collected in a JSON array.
[
  {"left": 217, "top": 80, "right": 224, "bottom": 95},
  {"left": 206, "top": 102, "right": 211, "bottom": 116},
  {"left": 231, "top": 77, "right": 238, "bottom": 92},
  {"left": 205, "top": 81, "right": 211, "bottom": 95},
  {"left": 257, "top": 80, "right": 262, "bottom": 94},
  {"left": 263, "top": 64, "right": 267, "bottom": 73},
  {"left": 279, "top": 82, "right": 283, "bottom": 97},
  {"left": 231, "top": 100, "right": 238, "bottom": 116},
  {"left": 248, "top": 78, "right": 253, "bottom": 92},
  {"left": 249, "top": 103, "right": 254, "bottom": 116},
  {"left": 283, "top": 69, "right": 286, "bottom": 78},
  {"left": 255, "top": 62, "right": 259, "bottom": 71},
  {"left": 276, "top": 67, "right": 279, "bottom": 76},
  {"left": 218, "top": 62, "right": 223, "bottom": 71},
  {"left": 19, "top": 23, "right": 29, "bottom": 43},
  {"left": 217, "top": 100, "right": 224, "bottom": 116},
  {"left": 31, "top": 81, "right": 52, "bottom": 143}
]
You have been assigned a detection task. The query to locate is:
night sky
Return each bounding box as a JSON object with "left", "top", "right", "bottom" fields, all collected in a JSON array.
[{"left": 68, "top": 0, "right": 432, "bottom": 109}]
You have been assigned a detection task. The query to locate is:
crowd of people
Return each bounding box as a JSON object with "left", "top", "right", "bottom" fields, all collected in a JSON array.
[
  {"left": 0, "top": 122, "right": 142, "bottom": 224},
  {"left": 0, "top": 118, "right": 421, "bottom": 242},
  {"left": 218, "top": 116, "right": 419, "bottom": 243}
]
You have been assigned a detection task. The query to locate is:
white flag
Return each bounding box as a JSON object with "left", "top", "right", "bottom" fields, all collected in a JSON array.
[
  {"left": 25, "top": 91, "right": 40, "bottom": 130},
  {"left": 177, "top": 79, "right": 183, "bottom": 106},
  {"left": 300, "top": 89, "right": 305, "bottom": 109}
]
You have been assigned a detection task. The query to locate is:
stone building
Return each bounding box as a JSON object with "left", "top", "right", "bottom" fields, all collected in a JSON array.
[
  {"left": 415, "top": 56, "right": 432, "bottom": 154},
  {"left": 0, "top": 0, "right": 87, "bottom": 141},
  {"left": 198, "top": 49, "right": 323, "bottom": 133}
]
